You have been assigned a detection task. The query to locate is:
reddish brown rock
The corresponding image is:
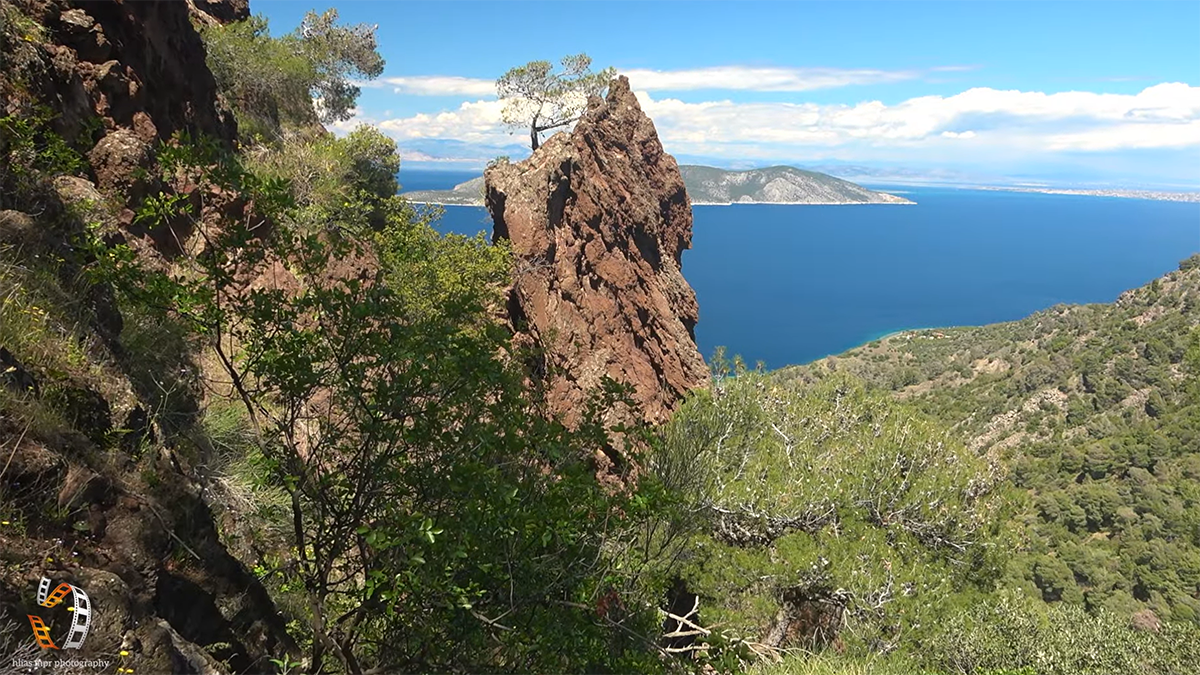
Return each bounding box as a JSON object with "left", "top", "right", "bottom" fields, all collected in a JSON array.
[
  {"left": 3, "top": 0, "right": 237, "bottom": 145},
  {"left": 485, "top": 75, "right": 708, "bottom": 426},
  {"left": 88, "top": 127, "right": 155, "bottom": 200},
  {"left": 188, "top": 0, "right": 250, "bottom": 25}
]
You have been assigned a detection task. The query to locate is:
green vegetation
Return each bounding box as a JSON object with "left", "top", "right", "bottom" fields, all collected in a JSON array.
[
  {"left": 496, "top": 53, "right": 615, "bottom": 150},
  {"left": 655, "top": 360, "right": 1006, "bottom": 667},
  {"left": 201, "top": 9, "right": 384, "bottom": 138},
  {"left": 923, "top": 592, "right": 1200, "bottom": 675},
  {"left": 85, "top": 131, "right": 673, "bottom": 673}
]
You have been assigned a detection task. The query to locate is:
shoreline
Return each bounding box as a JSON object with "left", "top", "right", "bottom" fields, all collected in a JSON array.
[
  {"left": 407, "top": 199, "right": 917, "bottom": 207},
  {"left": 690, "top": 199, "right": 914, "bottom": 206},
  {"left": 975, "top": 185, "right": 1200, "bottom": 203},
  {"left": 840, "top": 326, "right": 954, "bottom": 353}
]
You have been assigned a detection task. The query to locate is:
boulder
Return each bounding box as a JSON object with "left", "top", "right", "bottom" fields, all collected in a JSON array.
[
  {"left": 88, "top": 128, "right": 155, "bottom": 201},
  {"left": 58, "top": 7, "right": 112, "bottom": 63},
  {"left": 0, "top": 210, "right": 41, "bottom": 251}
]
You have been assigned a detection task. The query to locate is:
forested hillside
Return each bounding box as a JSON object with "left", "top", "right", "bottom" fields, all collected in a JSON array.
[{"left": 782, "top": 256, "right": 1200, "bottom": 624}]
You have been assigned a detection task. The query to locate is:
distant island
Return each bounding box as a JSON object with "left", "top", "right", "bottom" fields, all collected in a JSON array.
[
  {"left": 679, "top": 165, "right": 912, "bottom": 205},
  {"left": 401, "top": 165, "right": 913, "bottom": 206}
]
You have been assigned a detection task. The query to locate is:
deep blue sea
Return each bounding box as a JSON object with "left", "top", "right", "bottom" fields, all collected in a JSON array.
[{"left": 402, "top": 170, "right": 1200, "bottom": 369}]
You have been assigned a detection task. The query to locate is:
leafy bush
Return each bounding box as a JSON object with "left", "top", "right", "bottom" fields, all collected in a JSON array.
[
  {"left": 243, "top": 124, "right": 400, "bottom": 231},
  {"left": 0, "top": 110, "right": 86, "bottom": 210}
]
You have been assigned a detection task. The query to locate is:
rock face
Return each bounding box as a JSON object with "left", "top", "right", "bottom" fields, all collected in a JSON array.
[
  {"left": 3, "top": 0, "right": 238, "bottom": 146},
  {"left": 484, "top": 76, "right": 708, "bottom": 426}
]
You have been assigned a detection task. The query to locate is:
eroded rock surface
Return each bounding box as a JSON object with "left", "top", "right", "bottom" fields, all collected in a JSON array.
[
  {"left": 4, "top": 0, "right": 238, "bottom": 147},
  {"left": 485, "top": 76, "right": 708, "bottom": 426}
]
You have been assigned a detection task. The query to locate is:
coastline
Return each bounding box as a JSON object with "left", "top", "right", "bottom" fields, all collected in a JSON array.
[
  {"left": 975, "top": 185, "right": 1200, "bottom": 203},
  {"left": 407, "top": 200, "right": 916, "bottom": 207},
  {"left": 690, "top": 200, "right": 915, "bottom": 206},
  {"left": 405, "top": 201, "right": 486, "bottom": 207},
  {"left": 840, "top": 326, "right": 953, "bottom": 353}
]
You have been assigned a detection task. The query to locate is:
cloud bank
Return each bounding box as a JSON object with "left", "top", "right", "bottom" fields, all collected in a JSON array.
[
  {"left": 619, "top": 66, "right": 935, "bottom": 91},
  {"left": 366, "top": 65, "right": 969, "bottom": 97},
  {"left": 348, "top": 82, "right": 1200, "bottom": 165}
]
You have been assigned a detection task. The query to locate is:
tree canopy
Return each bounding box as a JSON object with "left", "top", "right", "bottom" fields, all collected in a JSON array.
[
  {"left": 496, "top": 54, "right": 615, "bottom": 151},
  {"left": 202, "top": 9, "right": 384, "bottom": 138}
]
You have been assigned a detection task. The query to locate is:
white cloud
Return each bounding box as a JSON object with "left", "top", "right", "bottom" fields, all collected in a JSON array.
[
  {"left": 619, "top": 66, "right": 925, "bottom": 92},
  {"left": 631, "top": 83, "right": 1200, "bottom": 153},
  {"left": 349, "top": 83, "right": 1200, "bottom": 166},
  {"left": 1045, "top": 121, "right": 1200, "bottom": 151},
  {"left": 375, "top": 98, "right": 509, "bottom": 142}
]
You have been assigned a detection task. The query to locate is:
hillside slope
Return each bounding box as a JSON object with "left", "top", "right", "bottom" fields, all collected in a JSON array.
[
  {"left": 780, "top": 254, "right": 1200, "bottom": 623},
  {"left": 0, "top": 0, "right": 294, "bottom": 671},
  {"left": 403, "top": 175, "right": 485, "bottom": 205},
  {"left": 679, "top": 164, "right": 912, "bottom": 205}
]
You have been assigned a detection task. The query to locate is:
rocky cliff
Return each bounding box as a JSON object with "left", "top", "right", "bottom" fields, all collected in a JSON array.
[
  {"left": 0, "top": 1, "right": 294, "bottom": 672},
  {"left": 484, "top": 76, "right": 709, "bottom": 426},
  {"left": 3, "top": 0, "right": 240, "bottom": 146}
]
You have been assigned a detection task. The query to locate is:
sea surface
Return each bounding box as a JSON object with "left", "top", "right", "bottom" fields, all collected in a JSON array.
[{"left": 402, "top": 170, "right": 1200, "bottom": 369}]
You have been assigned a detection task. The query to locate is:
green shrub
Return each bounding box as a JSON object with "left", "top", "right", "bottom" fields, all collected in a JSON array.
[
  {"left": 202, "top": 9, "right": 384, "bottom": 138},
  {"left": 656, "top": 370, "right": 1007, "bottom": 654},
  {"left": 243, "top": 124, "right": 399, "bottom": 230},
  {"left": 0, "top": 110, "right": 86, "bottom": 210}
]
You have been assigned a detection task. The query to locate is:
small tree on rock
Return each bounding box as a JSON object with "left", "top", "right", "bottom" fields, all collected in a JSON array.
[{"left": 497, "top": 54, "right": 615, "bottom": 151}]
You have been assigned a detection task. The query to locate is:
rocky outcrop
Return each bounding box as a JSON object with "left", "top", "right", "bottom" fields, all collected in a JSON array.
[
  {"left": 484, "top": 76, "right": 708, "bottom": 426},
  {"left": 3, "top": 0, "right": 237, "bottom": 146},
  {"left": 189, "top": 0, "right": 250, "bottom": 25}
]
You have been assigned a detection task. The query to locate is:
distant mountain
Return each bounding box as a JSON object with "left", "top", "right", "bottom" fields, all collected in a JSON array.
[
  {"left": 402, "top": 176, "right": 487, "bottom": 205},
  {"left": 402, "top": 165, "right": 912, "bottom": 206},
  {"left": 679, "top": 165, "right": 911, "bottom": 204}
]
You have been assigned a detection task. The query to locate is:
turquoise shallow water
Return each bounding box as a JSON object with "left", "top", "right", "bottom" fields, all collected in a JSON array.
[{"left": 404, "top": 171, "right": 1200, "bottom": 369}]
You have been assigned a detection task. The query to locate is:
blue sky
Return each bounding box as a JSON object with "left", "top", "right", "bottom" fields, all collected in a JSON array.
[{"left": 255, "top": 1, "right": 1200, "bottom": 186}]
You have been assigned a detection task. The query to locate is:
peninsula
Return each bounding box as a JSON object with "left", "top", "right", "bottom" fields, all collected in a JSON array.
[{"left": 402, "top": 165, "right": 913, "bottom": 206}]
